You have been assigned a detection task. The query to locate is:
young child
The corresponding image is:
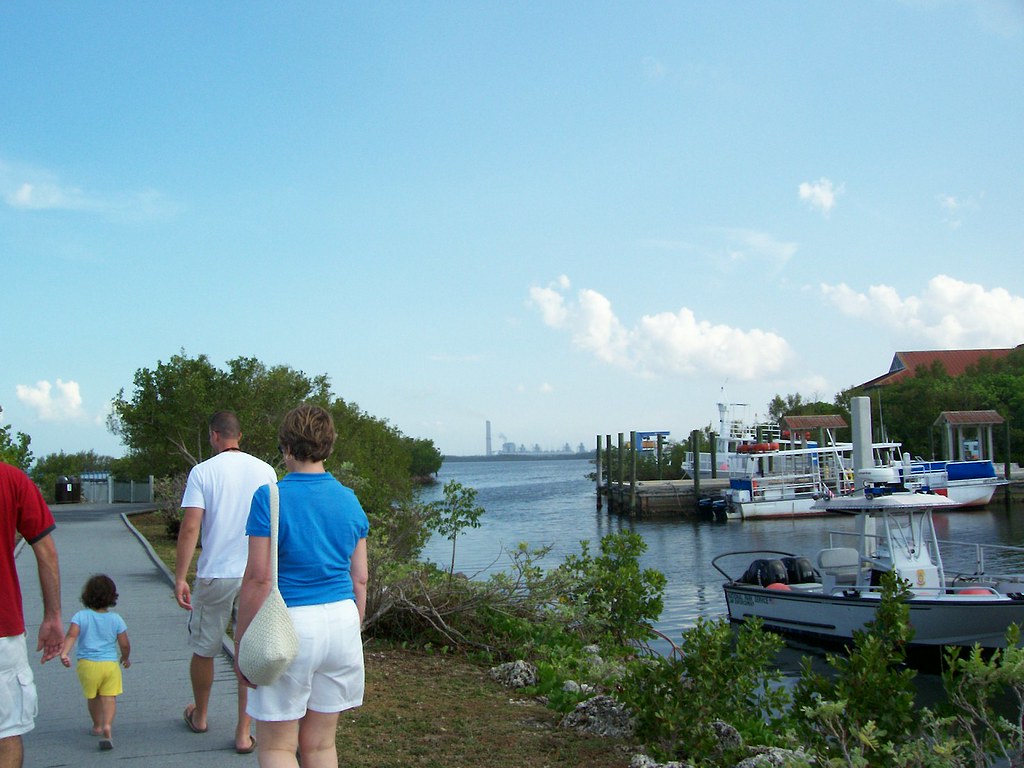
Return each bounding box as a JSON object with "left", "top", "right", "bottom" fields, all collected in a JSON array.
[{"left": 60, "top": 574, "right": 131, "bottom": 751}]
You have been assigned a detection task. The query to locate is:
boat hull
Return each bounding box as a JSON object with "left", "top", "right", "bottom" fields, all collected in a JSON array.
[
  {"left": 723, "top": 583, "right": 1024, "bottom": 648},
  {"left": 727, "top": 496, "right": 833, "bottom": 520}
]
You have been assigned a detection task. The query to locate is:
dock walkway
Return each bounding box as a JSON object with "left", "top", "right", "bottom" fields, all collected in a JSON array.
[{"left": 16, "top": 502, "right": 251, "bottom": 767}]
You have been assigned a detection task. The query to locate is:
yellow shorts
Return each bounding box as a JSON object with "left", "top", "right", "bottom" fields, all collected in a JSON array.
[{"left": 76, "top": 660, "right": 123, "bottom": 698}]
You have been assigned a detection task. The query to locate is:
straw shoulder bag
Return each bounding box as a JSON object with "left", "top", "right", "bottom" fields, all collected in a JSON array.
[{"left": 237, "top": 483, "right": 299, "bottom": 686}]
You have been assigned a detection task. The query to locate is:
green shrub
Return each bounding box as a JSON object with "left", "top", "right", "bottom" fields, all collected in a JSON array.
[{"left": 619, "top": 616, "right": 791, "bottom": 763}]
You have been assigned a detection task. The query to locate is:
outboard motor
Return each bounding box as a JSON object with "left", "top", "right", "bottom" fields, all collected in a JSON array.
[
  {"left": 781, "top": 556, "right": 816, "bottom": 584},
  {"left": 739, "top": 558, "right": 788, "bottom": 587}
]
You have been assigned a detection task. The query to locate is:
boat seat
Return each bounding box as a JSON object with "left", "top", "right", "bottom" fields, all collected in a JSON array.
[{"left": 817, "top": 547, "right": 860, "bottom": 588}]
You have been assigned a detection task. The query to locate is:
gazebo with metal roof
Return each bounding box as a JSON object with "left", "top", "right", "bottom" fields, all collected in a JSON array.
[{"left": 934, "top": 410, "right": 1005, "bottom": 462}]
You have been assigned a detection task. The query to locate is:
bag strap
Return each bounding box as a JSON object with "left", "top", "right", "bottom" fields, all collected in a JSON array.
[{"left": 268, "top": 483, "right": 280, "bottom": 588}]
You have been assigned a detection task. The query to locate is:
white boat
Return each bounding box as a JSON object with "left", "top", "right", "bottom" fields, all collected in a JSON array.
[
  {"left": 714, "top": 403, "right": 853, "bottom": 520},
  {"left": 713, "top": 398, "right": 1024, "bottom": 650},
  {"left": 710, "top": 402, "right": 1003, "bottom": 520},
  {"left": 904, "top": 458, "right": 1003, "bottom": 508}
]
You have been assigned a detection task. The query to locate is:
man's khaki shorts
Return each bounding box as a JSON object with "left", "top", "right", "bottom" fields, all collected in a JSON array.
[{"left": 187, "top": 578, "right": 242, "bottom": 656}]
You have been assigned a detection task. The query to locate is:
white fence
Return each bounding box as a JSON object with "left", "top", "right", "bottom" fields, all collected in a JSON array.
[{"left": 80, "top": 476, "right": 154, "bottom": 504}]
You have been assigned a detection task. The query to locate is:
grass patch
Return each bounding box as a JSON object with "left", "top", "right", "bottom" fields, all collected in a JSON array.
[
  {"left": 350, "top": 645, "right": 629, "bottom": 768},
  {"left": 127, "top": 512, "right": 631, "bottom": 767}
]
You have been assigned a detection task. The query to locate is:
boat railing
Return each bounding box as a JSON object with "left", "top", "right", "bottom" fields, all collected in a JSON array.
[
  {"left": 936, "top": 538, "right": 1024, "bottom": 581},
  {"left": 825, "top": 529, "right": 1024, "bottom": 584}
]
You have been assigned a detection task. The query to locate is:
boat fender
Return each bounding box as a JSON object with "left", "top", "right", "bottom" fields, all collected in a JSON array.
[
  {"left": 959, "top": 588, "right": 991, "bottom": 596},
  {"left": 766, "top": 582, "right": 791, "bottom": 591}
]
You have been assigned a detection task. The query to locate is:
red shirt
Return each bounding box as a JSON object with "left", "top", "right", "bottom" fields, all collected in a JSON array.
[{"left": 1, "top": 463, "right": 56, "bottom": 637}]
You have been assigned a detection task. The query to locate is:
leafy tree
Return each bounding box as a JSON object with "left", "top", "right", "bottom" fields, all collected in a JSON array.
[
  {"left": 328, "top": 398, "right": 416, "bottom": 520},
  {"left": 768, "top": 393, "right": 846, "bottom": 423},
  {"left": 108, "top": 351, "right": 229, "bottom": 475},
  {"left": 0, "top": 423, "right": 33, "bottom": 471},
  {"left": 405, "top": 436, "right": 442, "bottom": 478},
  {"left": 847, "top": 348, "right": 1024, "bottom": 464},
  {"left": 109, "top": 351, "right": 442, "bottom": 528},
  {"left": 108, "top": 350, "right": 330, "bottom": 475},
  {"left": 764, "top": 348, "right": 1024, "bottom": 466},
  {"left": 425, "top": 480, "right": 485, "bottom": 579},
  {"left": 559, "top": 531, "right": 666, "bottom": 648},
  {"left": 221, "top": 356, "right": 331, "bottom": 462}
]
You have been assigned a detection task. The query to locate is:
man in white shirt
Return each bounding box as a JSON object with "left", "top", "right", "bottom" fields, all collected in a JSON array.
[{"left": 175, "top": 411, "right": 276, "bottom": 754}]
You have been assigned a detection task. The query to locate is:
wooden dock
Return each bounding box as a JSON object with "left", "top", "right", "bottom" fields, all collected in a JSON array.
[{"left": 600, "top": 477, "right": 730, "bottom": 518}]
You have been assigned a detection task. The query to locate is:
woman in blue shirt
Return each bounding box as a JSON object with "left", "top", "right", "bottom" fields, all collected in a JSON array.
[{"left": 235, "top": 404, "right": 369, "bottom": 768}]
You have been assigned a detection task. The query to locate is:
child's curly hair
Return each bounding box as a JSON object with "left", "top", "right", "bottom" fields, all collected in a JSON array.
[{"left": 81, "top": 574, "right": 118, "bottom": 611}]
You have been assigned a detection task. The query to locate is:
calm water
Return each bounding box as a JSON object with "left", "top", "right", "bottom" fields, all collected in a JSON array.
[{"left": 419, "top": 456, "right": 1024, "bottom": 662}]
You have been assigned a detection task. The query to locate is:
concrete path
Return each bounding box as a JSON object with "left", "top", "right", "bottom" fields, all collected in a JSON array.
[{"left": 16, "top": 502, "right": 256, "bottom": 766}]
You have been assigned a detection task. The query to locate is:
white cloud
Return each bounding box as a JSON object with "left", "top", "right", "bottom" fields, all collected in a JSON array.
[
  {"left": 5, "top": 181, "right": 88, "bottom": 210},
  {"left": 721, "top": 228, "right": 798, "bottom": 268},
  {"left": 937, "top": 192, "right": 981, "bottom": 229},
  {"left": 15, "top": 379, "right": 86, "bottom": 422},
  {"left": 0, "top": 157, "right": 173, "bottom": 220},
  {"left": 529, "top": 277, "right": 794, "bottom": 380},
  {"left": 528, "top": 275, "right": 572, "bottom": 328},
  {"left": 798, "top": 177, "right": 843, "bottom": 216},
  {"left": 820, "top": 275, "right": 1024, "bottom": 348}
]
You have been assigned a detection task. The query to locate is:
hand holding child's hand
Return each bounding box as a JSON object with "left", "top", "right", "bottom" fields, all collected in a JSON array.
[{"left": 60, "top": 654, "right": 70, "bottom": 668}]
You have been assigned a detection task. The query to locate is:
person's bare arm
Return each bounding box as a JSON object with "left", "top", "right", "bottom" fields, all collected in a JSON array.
[
  {"left": 233, "top": 535, "right": 271, "bottom": 687},
  {"left": 59, "top": 622, "right": 79, "bottom": 667},
  {"left": 31, "top": 533, "right": 64, "bottom": 662},
  {"left": 174, "top": 507, "right": 204, "bottom": 609},
  {"left": 351, "top": 538, "right": 368, "bottom": 625},
  {"left": 117, "top": 631, "right": 131, "bottom": 668}
]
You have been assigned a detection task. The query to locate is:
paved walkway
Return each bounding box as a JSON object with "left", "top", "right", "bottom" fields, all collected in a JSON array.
[{"left": 16, "top": 503, "right": 256, "bottom": 766}]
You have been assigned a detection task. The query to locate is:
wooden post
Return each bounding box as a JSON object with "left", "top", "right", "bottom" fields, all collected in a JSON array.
[
  {"left": 606, "top": 434, "right": 613, "bottom": 511},
  {"left": 629, "top": 430, "right": 637, "bottom": 517},
  {"left": 595, "top": 435, "right": 603, "bottom": 509},
  {"left": 710, "top": 431, "right": 718, "bottom": 479},
  {"left": 1007, "top": 421, "right": 1013, "bottom": 481},
  {"left": 691, "top": 429, "right": 701, "bottom": 499},
  {"left": 617, "top": 433, "right": 625, "bottom": 516}
]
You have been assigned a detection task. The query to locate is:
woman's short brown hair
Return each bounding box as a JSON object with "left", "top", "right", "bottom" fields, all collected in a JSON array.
[
  {"left": 279, "top": 404, "right": 336, "bottom": 462},
  {"left": 81, "top": 574, "right": 118, "bottom": 611}
]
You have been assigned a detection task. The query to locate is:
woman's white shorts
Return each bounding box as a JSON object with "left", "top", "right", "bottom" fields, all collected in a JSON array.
[{"left": 246, "top": 599, "right": 364, "bottom": 722}]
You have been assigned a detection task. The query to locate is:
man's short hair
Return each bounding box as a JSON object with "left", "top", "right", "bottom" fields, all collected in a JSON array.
[
  {"left": 209, "top": 411, "right": 241, "bottom": 439},
  {"left": 278, "top": 404, "right": 336, "bottom": 462}
]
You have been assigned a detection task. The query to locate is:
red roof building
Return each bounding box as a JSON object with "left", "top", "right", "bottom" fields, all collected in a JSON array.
[{"left": 859, "top": 346, "right": 1022, "bottom": 389}]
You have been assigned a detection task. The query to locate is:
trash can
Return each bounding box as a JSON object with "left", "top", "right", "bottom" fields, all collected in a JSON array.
[{"left": 54, "top": 476, "right": 81, "bottom": 504}]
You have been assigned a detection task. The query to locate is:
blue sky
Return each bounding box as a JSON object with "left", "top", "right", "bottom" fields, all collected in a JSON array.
[{"left": 2, "top": 1, "right": 1022, "bottom": 461}]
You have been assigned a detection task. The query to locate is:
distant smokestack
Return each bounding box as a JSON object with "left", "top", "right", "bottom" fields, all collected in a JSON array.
[{"left": 486, "top": 420, "right": 492, "bottom": 456}]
